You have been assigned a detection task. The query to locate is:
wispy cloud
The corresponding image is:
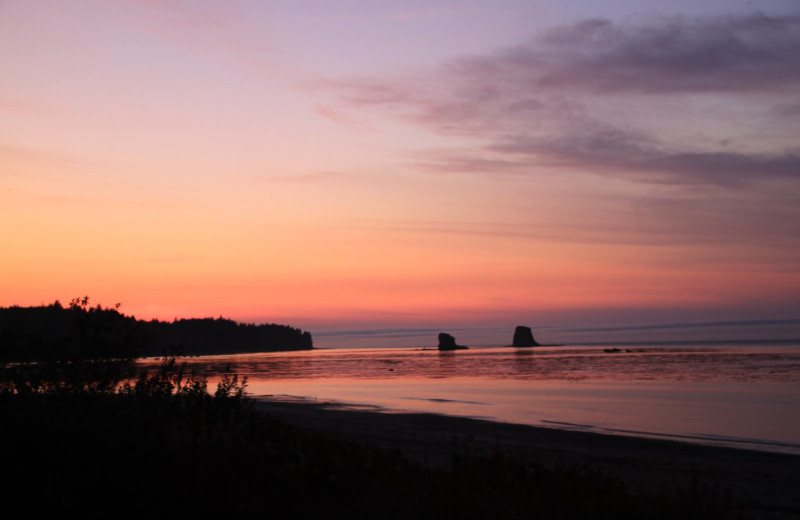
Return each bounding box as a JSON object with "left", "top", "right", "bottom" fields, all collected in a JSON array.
[
  {"left": 0, "top": 143, "right": 91, "bottom": 177},
  {"left": 557, "top": 318, "right": 800, "bottom": 334},
  {"left": 487, "top": 13, "right": 800, "bottom": 94},
  {"left": 258, "top": 170, "right": 362, "bottom": 184},
  {"left": 307, "top": 6, "right": 464, "bottom": 25},
  {"left": 772, "top": 100, "right": 800, "bottom": 118},
  {"left": 379, "top": 178, "right": 800, "bottom": 254},
  {"left": 96, "top": 0, "right": 277, "bottom": 71},
  {"left": 488, "top": 129, "right": 800, "bottom": 187},
  {"left": 323, "top": 12, "right": 800, "bottom": 187},
  {"left": 0, "top": 98, "right": 69, "bottom": 118}
]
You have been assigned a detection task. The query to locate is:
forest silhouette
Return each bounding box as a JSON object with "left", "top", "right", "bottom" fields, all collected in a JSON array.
[{"left": 0, "top": 298, "right": 312, "bottom": 361}]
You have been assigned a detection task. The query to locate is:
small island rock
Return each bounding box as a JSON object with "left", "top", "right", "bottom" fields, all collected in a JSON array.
[
  {"left": 512, "top": 326, "right": 539, "bottom": 347},
  {"left": 438, "top": 332, "right": 468, "bottom": 350}
]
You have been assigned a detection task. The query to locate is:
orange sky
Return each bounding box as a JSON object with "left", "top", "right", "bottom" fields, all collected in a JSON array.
[{"left": 2, "top": 1, "right": 799, "bottom": 337}]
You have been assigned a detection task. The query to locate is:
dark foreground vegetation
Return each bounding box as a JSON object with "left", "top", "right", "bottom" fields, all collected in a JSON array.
[
  {"left": 1, "top": 298, "right": 731, "bottom": 518},
  {"left": 1, "top": 366, "right": 730, "bottom": 518}
]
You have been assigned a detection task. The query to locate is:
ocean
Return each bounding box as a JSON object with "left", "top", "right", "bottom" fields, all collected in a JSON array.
[{"left": 165, "top": 341, "right": 800, "bottom": 455}]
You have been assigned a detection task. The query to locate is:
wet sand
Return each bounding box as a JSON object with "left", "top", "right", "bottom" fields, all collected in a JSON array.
[{"left": 255, "top": 397, "right": 800, "bottom": 519}]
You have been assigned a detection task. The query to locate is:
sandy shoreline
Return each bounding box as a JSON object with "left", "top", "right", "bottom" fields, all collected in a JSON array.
[{"left": 255, "top": 397, "right": 800, "bottom": 519}]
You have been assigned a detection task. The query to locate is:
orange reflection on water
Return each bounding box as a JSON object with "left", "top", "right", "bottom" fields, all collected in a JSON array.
[
  {"left": 141, "top": 345, "right": 800, "bottom": 454},
  {"left": 244, "top": 376, "right": 800, "bottom": 455}
]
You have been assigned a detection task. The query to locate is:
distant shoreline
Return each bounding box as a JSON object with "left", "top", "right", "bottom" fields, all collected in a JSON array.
[{"left": 0, "top": 302, "right": 313, "bottom": 360}]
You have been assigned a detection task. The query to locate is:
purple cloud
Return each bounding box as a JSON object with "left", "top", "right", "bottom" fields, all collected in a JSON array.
[
  {"left": 489, "top": 13, "right": 800, "bottom": 94},
  {"left": 772, "top": 101, "right": 800, "bottom": 117},
  {"left": 489, "top": 129, "right": 800, "bottom": 186},
  {"left": 324, "top": 12, "right": 800, "bottom": 187}
]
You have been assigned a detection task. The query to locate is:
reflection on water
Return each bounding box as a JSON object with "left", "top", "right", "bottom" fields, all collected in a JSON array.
[
  {"left": 150, "top": 344, "right": 800, "bottom": 383},
  {"left": 138, "top": 344, "right": 800, "bottom": 454}
]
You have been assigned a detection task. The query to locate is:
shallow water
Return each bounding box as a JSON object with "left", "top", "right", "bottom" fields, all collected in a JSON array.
[{"left": 147, "top": 343, "right": 800, "bottom": 454}]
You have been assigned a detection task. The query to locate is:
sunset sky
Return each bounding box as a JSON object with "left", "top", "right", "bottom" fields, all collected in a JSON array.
[{"left": 2, "top": 1, "right": 799, "bottom": 340}]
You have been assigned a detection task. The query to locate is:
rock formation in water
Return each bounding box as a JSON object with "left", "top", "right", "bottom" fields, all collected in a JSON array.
[
  {"left": 438, "top": 332, "right": 468, "bottom": 350},
  {"left": 512, "top": 326, "right": 539, "bottom": 347}
]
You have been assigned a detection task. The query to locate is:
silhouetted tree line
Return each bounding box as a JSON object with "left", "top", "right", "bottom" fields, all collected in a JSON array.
[
  {"left": 0, "top": 299, "right": 313, "bottom": 365},
  {"left": 145, "top": 316, "right": 313, "bottom": 356},
  {"left": 0, "top": 298, "right": 146, "bottom": 392}
]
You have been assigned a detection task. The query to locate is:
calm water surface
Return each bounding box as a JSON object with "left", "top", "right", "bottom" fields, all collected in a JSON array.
[{"left": 150, "top": 343, "right": 800, "bottom": 454}]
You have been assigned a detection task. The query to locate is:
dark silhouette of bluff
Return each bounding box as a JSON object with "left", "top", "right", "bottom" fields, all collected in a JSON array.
[
  {"left": 512, "top": 326, "right": 539, "bottom": 347},
  {"left": 0, "top": 301, "right": 312, "bottom": 362},
  {"left": 438, "top": 332, "right": 467, "bottom": 351}
]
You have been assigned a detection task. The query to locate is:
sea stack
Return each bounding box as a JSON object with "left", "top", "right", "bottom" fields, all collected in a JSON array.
[
  {"left": 512, "top": 326, "right": 539, "bottom": 347},
  {"left": 438, "top": 332, "right": 468, "bottom": 350}
]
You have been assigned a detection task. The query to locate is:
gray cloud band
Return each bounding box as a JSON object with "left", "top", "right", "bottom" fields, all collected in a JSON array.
[{"left": 327, "top": 12, "right": 800, "bottom": 187}]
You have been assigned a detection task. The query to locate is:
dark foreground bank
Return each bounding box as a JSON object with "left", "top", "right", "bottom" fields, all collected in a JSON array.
[
  {"left": 255, "top": 398, "right": 800, "bottom": 519},
  {"left": 4, "top": 380, "right": 798, "bottom": 519}
]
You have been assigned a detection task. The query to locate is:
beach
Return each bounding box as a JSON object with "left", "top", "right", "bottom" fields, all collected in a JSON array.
[
  {"left": 161, "top": 343, "right": 800, "bottom": 516},
  {"left": 187, "top": 344, "right": 800, "bottom": 454},
  {"left": 256, "top": 397, "right": 800, "bottom": 519}
]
